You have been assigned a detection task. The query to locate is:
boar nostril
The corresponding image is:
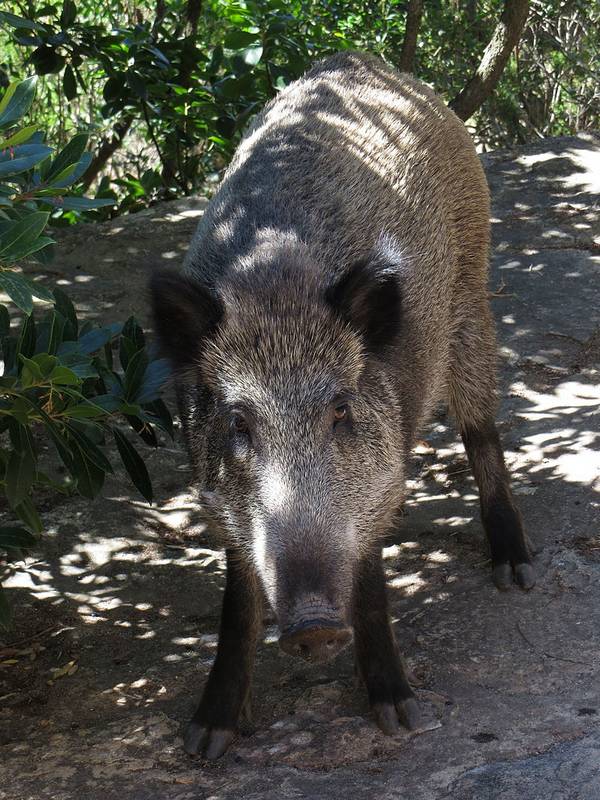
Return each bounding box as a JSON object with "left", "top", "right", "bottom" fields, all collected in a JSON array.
[{"left": 279, "top": 621, "right": 352, "bottom": 663}]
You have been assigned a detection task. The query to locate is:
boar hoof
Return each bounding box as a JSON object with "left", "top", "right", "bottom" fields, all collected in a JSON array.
[
  {"left": 492, "top": 563, "right": 513, "bottom": 590},
  {"left": 184, "top": 723, "right": 235, "bottom": 759},
  {"left": 373, "top": 697, "right": 420, "bottom": 735},
  {"left": 492, "top": 562, "right": 535, "bottom": 591},
  {"left": 514, "top": 562, "right": 535, "bottom": 590}
]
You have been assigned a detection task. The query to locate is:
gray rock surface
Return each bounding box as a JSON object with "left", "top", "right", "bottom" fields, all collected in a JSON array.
[{"left": 1, "top": 132, "right": 599, "bottom": 799}]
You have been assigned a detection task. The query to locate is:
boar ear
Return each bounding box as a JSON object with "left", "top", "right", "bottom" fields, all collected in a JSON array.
[
  {"left": 149, "top": 270, "right": 223, "bottom": 371},
  {"left": 325, "top": 253, "right": 401, "bottom": 353}
]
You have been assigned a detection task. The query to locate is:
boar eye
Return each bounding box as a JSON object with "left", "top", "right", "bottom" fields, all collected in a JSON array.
[
  {"left": 333, "top": 403, "right": 349, "bottom": 427},
  {"left": 231, "top": 412, "right": 250, "bottom": 438}
]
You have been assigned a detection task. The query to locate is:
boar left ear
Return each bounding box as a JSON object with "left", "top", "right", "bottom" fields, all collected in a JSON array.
[
  {"left": 149, "top": 270, "right": 223, "bottom": 372},
  {"left": 325, "top": 249, "right": 402, "bottom": 353}
]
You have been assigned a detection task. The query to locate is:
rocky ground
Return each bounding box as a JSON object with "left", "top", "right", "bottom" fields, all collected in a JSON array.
[{"left": 1, "top": 132, "right": 599, "bottom": 799}]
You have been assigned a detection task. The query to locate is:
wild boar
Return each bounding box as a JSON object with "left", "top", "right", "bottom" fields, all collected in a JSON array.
[{"left": 150, "top": 51, "right": 534, "bottom": 760}]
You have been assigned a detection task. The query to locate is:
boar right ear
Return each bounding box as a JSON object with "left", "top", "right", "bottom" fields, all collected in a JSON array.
[
  {"left": 149, "top": 271, "right": 223, "bottom": 371},
  {"left": 325, "top": 254, "right": 401, "bottom": 353}
]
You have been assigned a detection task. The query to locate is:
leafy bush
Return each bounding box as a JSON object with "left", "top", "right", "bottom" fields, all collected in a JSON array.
[
  {"left": 0, "top": 77, "right": 172, "bottom": 628},
  {"left": 1, "top": 0, "right": 597, "bottom": 212}
]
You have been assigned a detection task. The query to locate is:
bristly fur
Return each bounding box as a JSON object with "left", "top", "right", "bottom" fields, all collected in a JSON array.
[{"left": 151, "top": 51, "right": 533, "bottom": 758}]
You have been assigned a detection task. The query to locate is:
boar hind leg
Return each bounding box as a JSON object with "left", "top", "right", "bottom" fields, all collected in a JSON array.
[
  {"left": 353, "top": 548, "right": 420, "bottom": 735},
  {"left": 448, "top": 300, "right": 535, "bottom": 591},
  {"left": 184, "top": 549, "right": 261, "bottom": 759}
]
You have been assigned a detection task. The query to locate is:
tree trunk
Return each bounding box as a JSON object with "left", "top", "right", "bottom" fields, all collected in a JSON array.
[
  {"left": 398, "top": 0, "right": 425, "bottom": 73},
  {"left": 449, "top": 0, "right": 530, "bottom": 121},
  {"left": 80, "top": 115, "right": 134, "bottom": 191}
]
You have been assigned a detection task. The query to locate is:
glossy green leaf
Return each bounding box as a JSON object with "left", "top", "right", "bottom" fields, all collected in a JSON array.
[
  {"left": 0, "top": 77, "right": 38, "bottom": 127},
  {"left": 5, "top": 437, "right": 36, "bottom": 508},
  {"left": 0, "top": 143, "right": 53, "bottom": 177},
  {"left": 0, "top": 526, "right": 37, "bottom": 549},
  {"left": 1, "top": 125, "right": 39, "bottom": 147},
  {"left": 45, "top": 133, "right": 88, "bottom": 183},
  {"left": 52, "top": 287, "right": 78, "bottom": 338},
  {"left": 14, "top": 498, "right": 43, "bottom": 534},
  {"left": 49, "top": 196, "right": 115, "bottom": 210},
  {"left": 113, "top": 428, "right": 153, "bottom": 503},
  {"left": 0, "top": 12, "right": 45, "bottom": 32},
  {"left": 124, "top": 348, "right": 148, "bottom": 401},
  {"left": 0, "top": 212, "right": 50, "bottom": 260},
  {"left": 68, "top": 435, "right": 105, "bottom": 498},
  {"left": 0, "top": 271, "right": 33, "bottom": 314},
  {"left": 65, "top": 423, "right": 113, "bottom": 474},
  {"left": 0, "top": 304, "right": 10, "bottom": 337},
  {"left": 49, "top": 365, "right": 80, "bottom": 385}
]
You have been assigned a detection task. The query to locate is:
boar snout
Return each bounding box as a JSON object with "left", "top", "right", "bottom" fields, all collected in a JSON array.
[{"left": 279, "top": 618, "right": 352, "bottom": 663}]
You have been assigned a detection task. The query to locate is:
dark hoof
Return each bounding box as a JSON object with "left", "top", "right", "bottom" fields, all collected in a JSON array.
[
  {"left": 184, "top": 722, "right": 235, "bottom": 759},
  {"left": 492, "top": 563, "right": 513, "bottom": 590},
  {"left": 492, "top": 562, "right": 535, "bottom": 591},
  {"left": 515, "top": 562, "right": 536, "bottom": 590},
  {"left": 373, "top": 696, "right": 419, "bottom": 735},
  {"left": 396, "top": 696, "right": 420, "bottom": 730}
]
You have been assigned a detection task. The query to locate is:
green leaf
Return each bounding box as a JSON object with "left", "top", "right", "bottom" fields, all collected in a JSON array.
[
  {"left": 124, "top": 348, "right": 148, "bottom": 402},
  {"left": 49, "top": 365, "right": 80, "bottom": 385},
  {"left": 68, "top": 435, "right": 105, "bottom": 498},
  {"left": 47, "top": 152, "right": 91, "bottom": 189},
  {"left": 17, "top": 312, "right": 36, "bottom": 362},
  {"left": 5, "top": 438, "right": 36, "bottom": 509},
  {"left": 61, "top": 402, "right": 106, "bottom": 419},
  {"left": 137, "top": 358, "right": 171, "bottom": 404},
  {"left": 122, "top": 316, "right": 144, "bottom": 350},
  {"left": 60, "top": 0, "right": 77, "bottom": 29},
  {"left": 0, "top": 212, "right": 50, "bottom": 261},
  {"left": 28, "top": 279, "right": 54, "bottom": 302},
  {"left": 74, "top": 324, "right": 118, "bottom": 354},
  {"left": 90, "top": 393, "right": 121, "bottom": 413},
  {"left": 126, "top": 70, "right": 147, "bottom": 100},
  {"left": 36, "top": 308, "right": 66, "bottom": 354},
  {"left": 113, "top": 428, "right": 153, "bottom": 503},
  {"left": 224, "top": 29, "right": 261, "bottom": 49},
  {"left": 1, "top": 125, "right": 39, "bottom": 147},
  {"left": 0, "top": 526, "right": 37, "bottom": 549},
  {"left": 142, "top": 398, "right": 173, "bottom": 438},
  {"left": 45, "top": 133, "right": 88, "bottom": 183},
  {"left": 119, "top": 335, "right": 137, "bottom": 370},
  {"left": 0, "top": 303, "right": 9, "bottom": 336},
  {"left": 1, "top": 235, "right": 55, "bottom": 263},
  {"left": 0, "top": 12, "right": 46, "bottom": 32},
  {"left": 49, "top": 196, "right": 115, "bottom": 210},
  {"left": 0, "top": 143, "right": 53, "bottom": 177},
  {"left": 239, "top": 45, "right": 263, "bottom": 68},
  {"left": 0, "top": 271, "right": 33, "bottom": 314},
  {"left": 14, "top": 497, "right": 43, "bottom": 534},
  {"left": 65, "top": 423, "right": 113, "bottom": 473},
  {"left": 0, "top": 77, "right": 38, "bottom": 128},
  {"left": 52, "top": 286, "right": 77, "bottom": 338},
  {"left": 20, "top": 356, "right": 44, "bottom": 387},
  {"left": 30, "top": 46, "right": 65, "bottom": 76}
]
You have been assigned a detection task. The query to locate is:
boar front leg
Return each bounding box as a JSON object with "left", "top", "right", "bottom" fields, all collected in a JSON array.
[
  {"left": 353, "top": 547, "right": 420, "bottom": 735},
  {"left": 184, "top": 549, "right": 261, "bottom": 759}
]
